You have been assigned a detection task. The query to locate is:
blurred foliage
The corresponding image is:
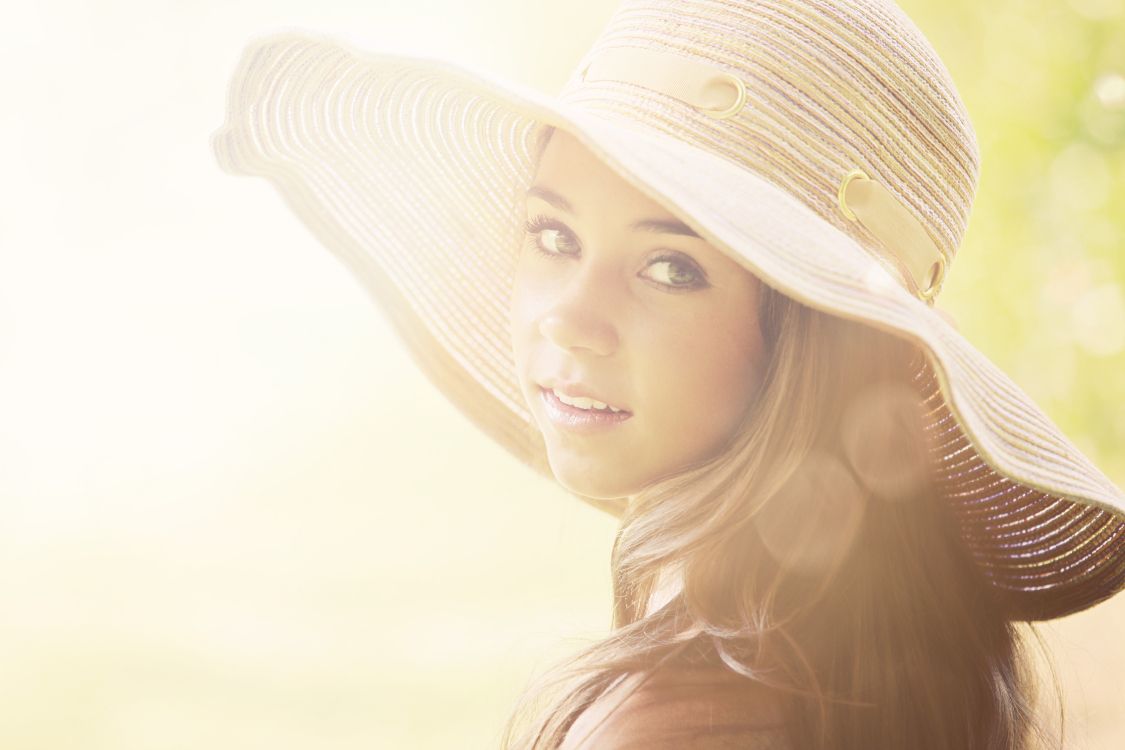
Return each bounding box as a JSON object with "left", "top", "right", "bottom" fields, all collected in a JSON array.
[{"left": 898, "top": 0, "right": 1125, "bottom": 488}]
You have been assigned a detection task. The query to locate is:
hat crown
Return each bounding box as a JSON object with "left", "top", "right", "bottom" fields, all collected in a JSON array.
[{"left": 557, "top": 0, "right": 980, "bottom": 291}]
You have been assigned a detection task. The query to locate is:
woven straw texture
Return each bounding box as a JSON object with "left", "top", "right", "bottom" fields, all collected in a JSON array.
[{"left": 211, "top": 0, "right": 1125, "bottom": 620}]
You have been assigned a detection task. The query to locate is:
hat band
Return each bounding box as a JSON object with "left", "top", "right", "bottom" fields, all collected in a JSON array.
[
  {"left": 575, "top": 47, "right": 947, "bottom": 304},
  {"left": 578, "top": 46, "right": 747, "bottom": 120},
  {"left": 838, "top": 169, "right": 947, "bottom": 303}
]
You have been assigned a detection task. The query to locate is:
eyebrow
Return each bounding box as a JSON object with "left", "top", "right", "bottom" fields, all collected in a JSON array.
[{"left": 526, "top": 185, "right": 703, "bottom": 239}]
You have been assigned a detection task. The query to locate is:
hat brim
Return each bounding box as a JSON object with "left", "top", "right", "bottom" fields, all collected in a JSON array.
[{"left": 212, "top": 32, "right": 1125, "bottom": 619}]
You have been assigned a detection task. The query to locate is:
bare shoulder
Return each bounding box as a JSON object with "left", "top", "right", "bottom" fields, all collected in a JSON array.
[{"left": 560, "top": 664, "right": 793, "bottom": 750}]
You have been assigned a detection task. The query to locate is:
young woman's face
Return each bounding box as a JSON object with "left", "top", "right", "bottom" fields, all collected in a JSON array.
[{"left": 509, "top": 129, "right": 768, "bottom": 501}]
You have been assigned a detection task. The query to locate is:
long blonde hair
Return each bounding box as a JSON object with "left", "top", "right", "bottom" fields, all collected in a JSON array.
[{"left": 501, "top": 177, "right": 1063, "bottom": 746}]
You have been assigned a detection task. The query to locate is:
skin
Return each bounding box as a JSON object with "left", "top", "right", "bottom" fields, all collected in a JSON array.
[{"left": 508, "top": 129, "right": 768, "bottom": 501}]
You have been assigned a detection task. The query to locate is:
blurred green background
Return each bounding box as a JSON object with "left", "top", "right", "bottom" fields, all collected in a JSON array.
[{"left": 0, "top": 0, "right": 1121, "bottom": 747}]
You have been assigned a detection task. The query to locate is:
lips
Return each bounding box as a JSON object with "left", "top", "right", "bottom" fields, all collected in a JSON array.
[
  {"left": 538, "top": 386, "right": 633, "bottom": 432},
  {"left": 540, "top": 380, "right": 630, "bottom": 413}
]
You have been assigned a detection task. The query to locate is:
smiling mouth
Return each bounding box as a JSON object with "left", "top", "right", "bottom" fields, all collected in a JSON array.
[
  {"left": 539, "top": 386, "right": 633, "bottom": 432},
  {"left": 544, "top": 386, "right": 629, "bottom": 414}
]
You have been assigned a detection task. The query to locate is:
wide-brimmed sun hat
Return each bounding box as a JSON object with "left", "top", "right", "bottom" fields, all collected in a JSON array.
[{"left": 211, "top": 0, "right": 1125, "bottom": 621}]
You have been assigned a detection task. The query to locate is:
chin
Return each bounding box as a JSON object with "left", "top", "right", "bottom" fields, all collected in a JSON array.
[{"left": 548, "top": 458, "right": 640, "bottom": 501}]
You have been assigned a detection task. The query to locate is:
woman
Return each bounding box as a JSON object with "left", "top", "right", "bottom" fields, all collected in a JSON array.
[
  {"left": 212, "top": 0, "right": 1125, "bottom": 747},
  {"left": 509, "top": 125, "right": 1050, "bottom": 749}
]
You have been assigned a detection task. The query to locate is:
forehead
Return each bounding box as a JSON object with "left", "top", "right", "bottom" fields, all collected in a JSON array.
[
  {"left": 531, "top": 128, "right": 680, "bottom": 220},
  {"left": 527, "top": 129, "right": 765, "bottom": 287}
]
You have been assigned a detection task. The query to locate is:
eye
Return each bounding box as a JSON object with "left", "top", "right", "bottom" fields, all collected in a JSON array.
[
  {"left": 521, "top": 214, "right": 710, "bottom": 291},
  {"left": 643, "top": 254, "right": 708, "bottom": 289},
  {"left": 524, "top": 214, "right": 579, "bottom": 257}
]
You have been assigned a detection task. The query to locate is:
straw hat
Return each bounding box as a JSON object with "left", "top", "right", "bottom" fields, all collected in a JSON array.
[{"left": 211, "top": 0, "right": 1125, "bottom": 620}]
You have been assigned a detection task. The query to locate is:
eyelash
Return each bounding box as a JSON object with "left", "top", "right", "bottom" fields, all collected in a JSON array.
[{"left": 522, "top": 214, "right": 709, "bottom": 291}]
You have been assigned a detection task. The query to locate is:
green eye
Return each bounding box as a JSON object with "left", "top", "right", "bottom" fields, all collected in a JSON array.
[
  {"left": 524, "top": 216, "right": 579, "bottom": 256},
  {"left": 645, "top": 257, "right": 704, "bottom": 288}
]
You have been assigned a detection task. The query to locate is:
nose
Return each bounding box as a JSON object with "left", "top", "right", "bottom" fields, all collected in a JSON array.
[{"left": 536, "top": 269, "right": 620, "bottom": 357}]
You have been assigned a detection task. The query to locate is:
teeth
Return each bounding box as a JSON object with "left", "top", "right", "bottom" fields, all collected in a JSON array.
[{"left": 552, "top": 389, "right": 624, "bottom": 413}]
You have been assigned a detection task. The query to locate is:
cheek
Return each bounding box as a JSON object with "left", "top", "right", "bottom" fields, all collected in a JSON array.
[
  {"left": 508, "top": 262, "right": 535, "bottom": 341},
  {"left": 643, "top": 315, "right": 763, "bottom": 443},
  {"left": 508, "top": 295, "right": 532, "bottom": 382},
  {"left": 507, "top": 270, "right": 549, "bottom": 391},
  {"left": 508, "top": 254, "right": 552, "bottom": 333}
]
